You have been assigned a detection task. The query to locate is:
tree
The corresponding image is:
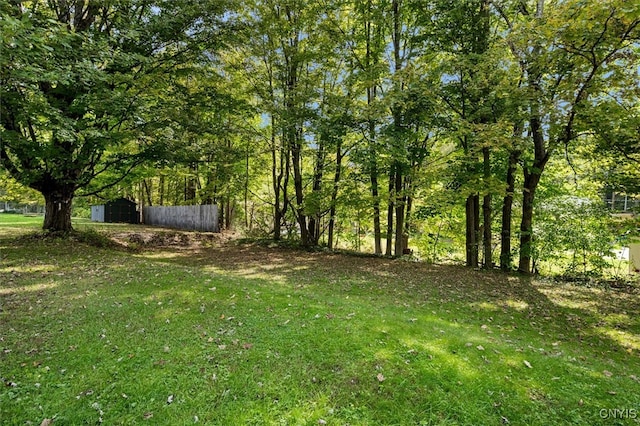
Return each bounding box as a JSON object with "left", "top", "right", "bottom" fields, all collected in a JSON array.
[
  {"left": 494, "top": 0, "right": 639, "bottom": 272},
  {"left": 0, "top": 0, "right": 232, "bottom": 231},
  {"left": 427, "top": 0, "right": 504, "bottom": 267}
]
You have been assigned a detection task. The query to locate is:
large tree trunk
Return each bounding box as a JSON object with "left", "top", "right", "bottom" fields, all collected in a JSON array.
[
  {"left": 518, "top": 109, "right": 549, "bottom": 273},
  {"left": 43, "top": 186, "right": 75, "bottom": 232},
  {"left": 500, "top": 149, "right": 520, "bottom": 270},
  {"left": 518, "top": 171, "right": 543, "bottom": 273}
]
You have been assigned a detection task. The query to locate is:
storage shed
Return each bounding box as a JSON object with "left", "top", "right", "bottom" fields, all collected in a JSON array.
[{"left": 91, "top": 198, "right": 139, "bottom": 224}]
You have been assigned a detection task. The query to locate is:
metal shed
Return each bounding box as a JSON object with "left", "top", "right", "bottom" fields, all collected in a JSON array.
[{"left": 91, "top": 198, "right": 139, "bottom": 224}]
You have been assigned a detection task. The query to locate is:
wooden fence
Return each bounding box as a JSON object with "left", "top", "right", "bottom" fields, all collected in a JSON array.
[{"left": 143, "top": 205, "right": 219, "bottom": 232}]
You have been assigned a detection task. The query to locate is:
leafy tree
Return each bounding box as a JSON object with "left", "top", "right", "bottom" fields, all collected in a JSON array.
[
  {"left": 425, "top": 0, "right": 508, "bottom": 267},
  {"left": 0, "top": 0, "right": 232, "bottom": 231},
  {"left": 494, "top": 0, "right": 639, "bottom": 272}
]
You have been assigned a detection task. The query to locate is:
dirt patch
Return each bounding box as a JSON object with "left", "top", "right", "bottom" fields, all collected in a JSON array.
[{"left": 108, "top": 229, "right": 238, "bottom": 250}]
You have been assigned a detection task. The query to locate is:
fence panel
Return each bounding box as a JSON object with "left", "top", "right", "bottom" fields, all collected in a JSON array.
[{"left": 143, "top": 205, "right": 219, "bottom": 232}]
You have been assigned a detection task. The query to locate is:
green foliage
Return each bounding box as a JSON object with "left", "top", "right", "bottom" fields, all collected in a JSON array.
[
  {"left": 534, "top": 197, "right": 615, "bottom": 276},
  {"left": 2, "top": 0, "right": 637, "bottom": 273},
  {"left": 0, "top": 1, "right": 236, "bottom": 230},
  {"left": 0, "top": 170, "right": 43, "bottom": 206}
]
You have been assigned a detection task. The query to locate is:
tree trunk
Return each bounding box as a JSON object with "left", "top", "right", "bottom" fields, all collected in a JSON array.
[
  {"left": 365, "top": 10, "right": 382, "bottom": 255},
  {"left": 482, "top": 146, "right": 492, "bottom": 268},
  {"left": 402, "top": 175, "right": 414, "bottom": 256},
  {"left": 518, "top": 172, "right": 542, "bottom": 273},
  {"left": 245, "top": 139, "right": 251, "bottom": 230},
  {"left": 43, "top": 187, "right": 75, "bottom": 232},
  {"left": 291, "top": 140, "right": 308, "bottom": 246},
  {"left": 225, "top": 197, "right": 232, "bottom": 230},
  {"left": 518, "top": 106, "right": 549, "bottom": 272},
  {"left": 482, "top": 193, "right": 492, "bottom": 268},
  {"left": 385, "top": 167, "right": 395, "bottom": 256},
  {"left": 328, "top": 142, "right": 343, "bottom": 250},
  {"left": 271, "top": 117, "right": 287, "bottom": 241},
  {"left": 218, "top": 198, "right": 225, "bottom": 231},
  {"left": 185, "top": 162, "right": 198, "bottom": 202},
  {"left": 159, "top": 175, "right": 165, "bottom": 206},
  {"left": 143, "top": 179, "right": 153, "bottom": 206},
  {"left": 500, "top": 148, "right": 520, "bottom": 270},
  {"left": 465, "top": 194, "right": 479, "bottom": 267},
  {"left": 308, "top": 137, "right": 325, "bottom": 246},
  {"left": 394, "top": 162, "right": 405, "bottom": 257},
  {"left": 370, "top": 166, "right": 382, "bottom": 255}
]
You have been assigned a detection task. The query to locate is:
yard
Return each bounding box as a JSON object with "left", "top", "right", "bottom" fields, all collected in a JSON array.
[{"left": 1, "top": 216, "right": 639, "bottom": 425}]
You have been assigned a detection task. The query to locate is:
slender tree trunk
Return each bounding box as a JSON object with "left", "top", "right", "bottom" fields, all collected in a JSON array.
[
  {"left": 403, "top": 174, "right": 413, "bottom": 255},
  {"left": 500, "top": 149, "right": 520, "bottom": 270},
  {"left": 394, "top": 162, "right": 405, "bottom": 256},
  {"left": 159, "top": 175, "right": 165, "bottom": 206},
  {"left": 482, "top": 146, "right": 492, "bottom": 268},
  {"left": 328, "top": 141, "right": 343, "bottom": 250},
  {"left": 308, "top": 138, "right": 325, "bottom": 246},
  {"left": 370, "top": 166, "right": 382, "bottom": 254},
  {"left": 185, "top": 162, "right": 198, "bottom": 202},
  {"left": 391, "top": 0, "right": 405, "bottom": 257},
  {"left": 291, "top": 138, "right": 308, "bottom": 246},
  {"left": 482, "top": 192, "right": 491, "bottom": 267},
  {"left": 245, "top": 139, "right": 250, "bottom": 230},
  {"left": 364, "top": 6, "right": 382, "bottom": 255},
  {"left": 271, "top": 118, "right": 285, "bottom": 241},
  {"left": 225, "top": 197, "right": 232, "bottom": 230},
  {"left": 518, "top": 173, "right": 541, "bottom": 273},
  {"left": 385, "top": 167, "right": 395, "bottom": 256},
  {"left": 143, "top": 179, "right": 153, "bottom": 206},
  {"left": 42, "top": 186, "right": 75, "bottom": 232},
  {"left": 465, "top": 195, "right": 479, "bottom": 267}
]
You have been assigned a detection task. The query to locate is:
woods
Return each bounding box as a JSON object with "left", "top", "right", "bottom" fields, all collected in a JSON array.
[{"left": 1, "top": 0, "right": 639, "bottom": 274}]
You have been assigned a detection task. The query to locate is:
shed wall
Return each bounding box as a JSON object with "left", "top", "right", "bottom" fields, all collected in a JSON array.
[{"left": 91, "top": 205, "right": 105, "bottom": 222}]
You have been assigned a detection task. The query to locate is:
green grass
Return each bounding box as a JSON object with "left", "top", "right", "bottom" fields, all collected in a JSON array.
[{"left": 1, "top": 215, "right": 639, "bottom": 425}]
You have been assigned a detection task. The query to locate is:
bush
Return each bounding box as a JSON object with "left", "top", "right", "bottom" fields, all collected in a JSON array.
[{"left": 533, "top": 196, "right": 614, "bottom": 276}]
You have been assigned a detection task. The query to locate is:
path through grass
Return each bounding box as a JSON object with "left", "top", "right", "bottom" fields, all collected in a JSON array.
[{"left": 1, "top": 216, "right": 639, "bottom": 425}]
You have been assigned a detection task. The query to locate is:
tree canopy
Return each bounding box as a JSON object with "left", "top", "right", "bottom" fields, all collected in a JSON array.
[{"left": 1, "top": 0, "right": 638, "bottom": 274}]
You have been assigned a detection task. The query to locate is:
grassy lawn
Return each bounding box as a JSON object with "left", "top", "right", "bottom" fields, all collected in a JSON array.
[{"left": 1, "top": 215, "right": 639, "bottom": 425}]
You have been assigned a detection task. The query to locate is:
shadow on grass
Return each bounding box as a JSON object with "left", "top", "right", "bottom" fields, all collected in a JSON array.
[{"left": 2, "top": 233, "right": 639, "bottom": 424}]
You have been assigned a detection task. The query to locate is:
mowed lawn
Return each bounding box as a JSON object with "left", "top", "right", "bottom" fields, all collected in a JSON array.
[{"left": 1, "top": 216, "right": 639, "bottom": 425}]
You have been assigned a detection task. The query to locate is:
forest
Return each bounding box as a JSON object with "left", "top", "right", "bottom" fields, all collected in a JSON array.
[{"left": 1, "top": 0, "right": 639, "bottom": 275}]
